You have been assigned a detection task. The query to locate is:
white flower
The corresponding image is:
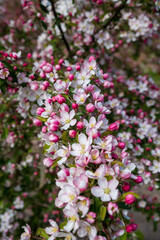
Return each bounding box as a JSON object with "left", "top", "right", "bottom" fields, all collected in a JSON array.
[
  {"left": 45, "top": 220, "right": 59, "bottom": 240},
  {"left": 91, "top": 177, "right": 119, "bottom": 202},
  {"left": 71, "top": 133, "right": 92, "bottom": 157},
  {"left": 20, "top": 224, "right": 31, "bottom": 240},
  {"left": 149, "top": 160, "right": 160, "bottom": 174},
  {"left": 60, "top": 110, "right": 77, "bottom": 130},
  {"left": 56, "top": 144, "right": 71, "bottom": 165},
  {"left": 77, "top": 221, "right": 97, "bottom": 240}
]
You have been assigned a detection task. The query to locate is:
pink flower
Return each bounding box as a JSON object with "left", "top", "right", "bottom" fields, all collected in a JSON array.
[
  {"left": 108, "top": 202, "right": 119, "bottom": 216},
  {"left": 73, "top": 174, "right": 88, "bottom": 191},
  {"left": 87, "top": 212, "right": 96, "bottom": 224},
  {"left": 20, "top": 224, "right": 31, "bottom": 240}
]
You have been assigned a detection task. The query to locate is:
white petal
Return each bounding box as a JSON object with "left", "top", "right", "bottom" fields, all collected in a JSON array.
[
  {"left": 77, "top": 227, "right": 87, "bottom": 237},
  {"left": 108, "top": 179, "right": 119, "bottom": 189},
  {"left": 110, "top": 189, "right": 119, "bottom": 200},
  {"left": 91, "top": 186, "right": 103, "bottom": 197},
  {"left": 101, "top": 194, "right": 110, "bottom": 202},
  {"left": 78, "top": 133, "right": 87, "bottom": 145},
  {"left": 70, "top": 110, "right": 75, "bottom": 119},
  {"left": 63, "top": 220, "right": 74, "bottom": 232},
  {"left": 70, "top": 119, "right": 77, "bottom": 126},
  {"left": 98, "top": 177, "right": 108, "bottom": 189}
]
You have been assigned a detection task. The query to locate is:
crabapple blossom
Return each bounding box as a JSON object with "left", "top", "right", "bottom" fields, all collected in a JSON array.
[{"left": 91, "top": 177, "right": 119, "bottom": 202}]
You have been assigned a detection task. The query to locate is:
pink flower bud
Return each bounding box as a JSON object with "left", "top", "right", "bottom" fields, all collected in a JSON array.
[
  {"left": 39, "top": 72, "right": 46, "bottom": 78},
  {"left": 27, "top": 53, "right": 32, "bottom": 58},
  {"left": 104, "top": 81, "right": 112, "bottom": 88},
  {"left": 55, "top": 95, "right": 66, "bottom": 104},
  {"left": 103, "top": 73, "right": 109, "bottom": 80},
  {"left": 55, "top": 64, "right": 61, "bottom": 70},
  {"left": 58, "top": 59, "right": 64, "bottom": 65},
  {"left": 126, "top": 225, "right": 133, "bottom": 233},
  {"left": 122, "top": 182, "right": 130, "bottom": 192},
  {"left": 33, "top": 119, "right": 42, "bottom": 127},
  {"left": 49, "top": 134, "right": 59, "bottom": 142},
  {"left": 86, "top": 103, "right": 95, "bottom": 113},
  {"left": 118, "top": 142, "right": 125, "bottom": 149},
  {"left": 77, "top": 121, "right": 84, "bottom": 129},
  {"left": 72, "top": 103, "right": 78, "bottom": 110},
  {"left": 76, "top": 65, "right": 81, "bottom": 71},
  {"left": 89, "top": 56, "right": 95, "bottom": 62},
  {"left": 30, "top": 82, "right": 39, "bottom": 91},
  {"left": 130, "top": 223, "right": 137, "bottom": 231},
  {"left": 134, "top": 176, "right": 143, "bottom": 184},
  {"left": 67, "top": 66, "right": 72, "bottom": 71},
  {"left": 125, "top": 194, "right": 135, "bottom": 204},
  {"left": 43, "top": 81, "right": 50, "bottom": 88},
  {"left": 36, "top": 107, "right": 45, "bottom": 115},
  {"left": 42, "top": 126, "right": 47, "bottom": 133},
  {"left": 69, "top": 130, "right": 77, "bottom": 138},
  {"left": 50, "top": 123, "right": 59, "bottom": 131},
  {"left": 68, "top": 74, "right": 74, "bottom": 81},
  {"left": 108, "top": 122, "right": 119, "bottom": 131},
  {"left": 43, "top": 158, "right": 53, "bottom": 167},
  {"left": 40, "top": 84, "right": 47, "bottom": 91}
]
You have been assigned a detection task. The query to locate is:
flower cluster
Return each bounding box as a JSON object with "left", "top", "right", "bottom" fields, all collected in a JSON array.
[{"left": 29, "top": 57, "right": 142, "bottom": 239}]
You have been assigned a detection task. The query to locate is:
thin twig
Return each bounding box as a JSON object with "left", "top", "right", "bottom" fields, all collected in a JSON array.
[
  {"left": 49, "top": 0, "right": 71, "bottom": 54},
  {"left": 102, "top": 0, "right": 127, "bottom": 29},
  {"left": 31, "top": 236, "right": 46, "bottom": 240},
  {"left": 103, "top": 223, "right": 112, "bottom": 240}
]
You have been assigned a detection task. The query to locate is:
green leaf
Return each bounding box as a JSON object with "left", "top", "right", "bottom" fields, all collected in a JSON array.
[
  {"left": 119, "top": 232, "right": 127, "bottom": 240},
  {"left": 43, "top": 144, "right": 50, "bottom": 154},
  {"left": 40, "top": 3, "right": 49, "bottom": 13},
  {"left": 117, "top": 202, "right": 131, "bottom": 210},
  {"left": 60, "top": 221, "right": 67, "bottom": 229},
  {"left": 117, "top": 192, "right": 140, "bottom": 202},
  {"left": 68, "top": 164, "right": 76, "bottom": 168},
  {"left": 93, "top": 196, "right": 102, "bottom": 213},
  {"left": 51, "top": 158, "right": 61, "bottom": 169},
  {"left": 76, "top": 112, "right": 84, "bottom": 116},
  {"left": 36, "top": 115, "right": 47, "bottom": 122},
  {"left": 100, "top": 205, "right": 107, "bottom": 221},
  {"left": 101, "top": 130, "right": 112, "bottom": 137},
  {"left": 36, "top": 228, "right": 49, "bottom": 239},
  {"left": 41, "top": 21, "right": 48, "bottom": 30},
  {"left": 135, "top": 230, "right": 144, "bottom": 240},
  {"left": 0, "top": 42, "right": 7, "bottom": 51},
  {"left": 1, "top": 127, "right": 8, "bottom": 139}
]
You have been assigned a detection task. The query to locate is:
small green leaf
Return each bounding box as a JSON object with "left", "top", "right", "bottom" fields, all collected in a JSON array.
[
  {"left": 36, "top": 228, "right": 49, "bottom": 239},
  {"left": 117, "top": 202, "right": 131, "bottom": 210},
  {"left": 41, "top": 21, "right": 48, "bottom": 30},
  {"left": 51, "top": 158, "right": 61, "bottom": 169},
  {"left": 101, "top": 130, "right": 112, "bottom": 137},
  {"left": 117, "top": 192, "right": 140, "bottom": 202},
  {"left": 100, "top": 205, "right": 107, "bottom": 221},
  {"left": 0, "top": 42, "right": 7, "bottom": 51},
  {"left": 135, "top": 230, "right": 144, "bottom": 240},
  {"left": 119, "top": 232, "right": 127, "bottom": 240},
  {"left": 36, "top": 115, "right": 47, "bottom": 122},
  {"left": 60, "top": 221, "right": 67, "bottom": 229},
  {"left": 40, "top": 3, "right": 49, "bottom": 13}
]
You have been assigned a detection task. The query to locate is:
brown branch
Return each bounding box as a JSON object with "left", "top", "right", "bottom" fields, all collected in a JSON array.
[
  {"left": 102, "top": 0, "right": 127, "bottom": 29},
  {"left": 49, "top": 0, "right": 71, "bottom": 54},
  {"left": 31, "top": 236, "right": 46, "bottom": 240},
  {"left": 103, "top": 223, "right": 112, "bottom": 240}
]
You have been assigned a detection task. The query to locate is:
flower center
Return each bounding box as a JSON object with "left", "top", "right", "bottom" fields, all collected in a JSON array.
[{"left": 104, "top": 188, "right": 110, "bottom": 194}]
